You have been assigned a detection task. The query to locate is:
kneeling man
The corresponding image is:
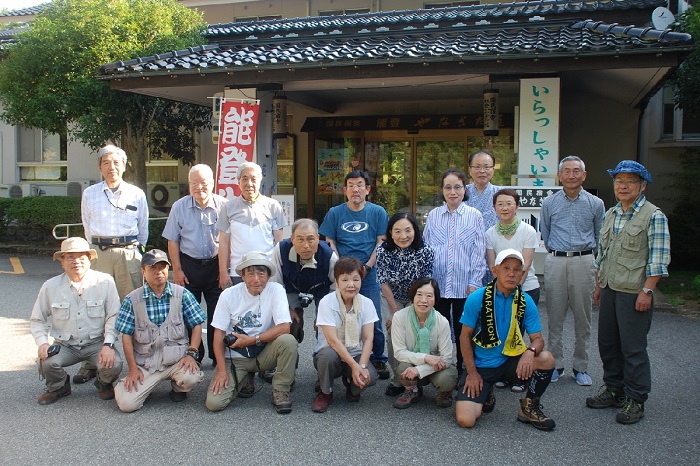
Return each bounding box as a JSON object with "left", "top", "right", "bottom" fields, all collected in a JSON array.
[
  {"left": 30, "top": 237, "right": 123, "bottom": 404},
  {"left": 456, "top": 249, "right": 556, "bottom": 430},
  {"left": 114, "top": 249, "right": 205, "bottom": 412},
  {"left": 206, "top": 251, "right": 298, "bottom": 414}
]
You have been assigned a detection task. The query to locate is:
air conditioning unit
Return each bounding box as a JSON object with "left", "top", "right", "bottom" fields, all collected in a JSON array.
[
  {"left": 8, "top": 184, "right": 24, "bottom": 198},
  {"left": 66, "top": 180, "right": 96, "bottom": 197},
  {"left": 147, "top": 183, "right": 180, "bottom": 210}
]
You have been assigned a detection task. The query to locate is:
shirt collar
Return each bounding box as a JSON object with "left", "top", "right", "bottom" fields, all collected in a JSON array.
[
  {"left": 614, "top": 194, "right": 646, "bottom": 215},
  {"left": 142, "top": 281, "right": 173, "bottom": 299},
  {"left": 188, "top": 194, "right": 215, "bottom": 210},
  {"left": 439, "top": 201, "right": 468, "bottom": 215},
  {"left": 287, "top": 245, "right": 318, "bottom": 268}
]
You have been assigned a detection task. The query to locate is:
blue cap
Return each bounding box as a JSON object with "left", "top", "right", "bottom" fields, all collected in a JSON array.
[{"left": 607, "top": 160, "right": 652, "bottom": 184}]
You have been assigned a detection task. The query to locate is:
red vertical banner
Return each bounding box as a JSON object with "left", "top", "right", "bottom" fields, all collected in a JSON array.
[{"left": 215, "top": 99, "right": 260, "bottom": 198}]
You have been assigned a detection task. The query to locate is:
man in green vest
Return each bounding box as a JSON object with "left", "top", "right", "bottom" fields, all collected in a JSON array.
[{"left": 588, "top": 160, "right": 670, "bottom": 425}]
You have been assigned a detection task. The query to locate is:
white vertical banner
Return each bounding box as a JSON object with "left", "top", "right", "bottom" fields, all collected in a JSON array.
[{"left": 517, "top": 77, "right": 560, "bottom": 186}]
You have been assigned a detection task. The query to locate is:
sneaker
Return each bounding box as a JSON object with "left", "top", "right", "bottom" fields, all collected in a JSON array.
[
  {"left": 435, "top": 390, "right": 453, "bottom": 408},
  {"left": 271, "top": 389, "right": 292, "bottom": 414},
  {"left": 482, "top": 388, "right": 496, "bottom": 414},
  {"left": 311, "top": 391, "right": 333, "bottom": 413},
  {"left": 94, "top": 380, "right": 115, "bottom": 400},
  {"left": 259, "top": 368, "right": 276, "bottom": 383},
  {"left": 494, "top": 381, "right": 509, "bottom": 389},
  {"left": 616, "top": 397, "right": 645, "bottom": 424},
  {"left": 37, "top": 375, "right": 71, "bottom": 405},
  {"left": 550, "top": 368, "right": 563, "bottom": 383},
  {"left": 168, "top": 390, "right": 187, "bottom": 402},
  {"left": 384, "top": 384, "right": 404, "bottom": 397},
  {"left": 373, "top": 361, "right": 390, "bottom": 380},
  {"left": 73, "top": 367, "right": 97, "bottom": 384},
  {"left": 393, "top": 388, "right": 421, "bottom": 409},
  {"left": 237, "top": 376, "right": 256, "bottom": 398},
  {"left": 511, "top": 383, "right": 526, "bottom": 393},
  {"left": 517, "top": 397, "right": 556, "bottom": 431},
  {"left": 586, "top": 385, "right": 624, "bottom": 409},
  {"left": 574, "top": 371, "right": 593, "bottom": 386}
]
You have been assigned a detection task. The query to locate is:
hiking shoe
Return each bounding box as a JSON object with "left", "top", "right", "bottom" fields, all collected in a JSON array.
[
  {"left": 393, "top": 388, "right": 421, "bottom": 409},
  {"left": 518, "top": 397, "right": 556, "bottom": 431},
  {"left": 494, "top": 380, "right": 509, "bottom": 389},
  {"left": 482, "top": 388, "right": 496, "bottom": 414},
  {"left": 94, "top": 380, "right": 115, "bottom": 400},
  {"left": 435, "top": 390, "right": 453, "bottom": 408},
  {"left": 311, "top": 391, "right": 333, "bottom": 413},
  {"left": 616, "top": 397, "right": 645, "bottom": 425},
  {"left": 168, "top": 390, "right": 187, "bottom": 402},
  {"left": 586, "top": 385, "right": 624, "bottom": 409},
  {"left": 373, "top": 361, "right": 390, "bottom": 380},
  {"left": 73, "top": 367, "right": 97, "bottom": 384},
  {"left": 511, "top": 383, "right": 526, "bottom": 393},
  {"left": 237, "top": 376, "right": 256, "bottom": 398},
  {"left": 272, "top": 389, "right": 292, "bottom": 414},
  {"left": 260, "top": 368, "right": 276, "bottom": 383},
  {"left": 550, "top": 368, "right": 563, "bottom": 383},
  {"left": 385, "top": 384, "right": 404, "bottom": 397},
  {"left": 574, "top": 371, "right": 593, "bottom": 386},
  {"left": 38, "top": 375, "right": 71, "bottom": 405}
]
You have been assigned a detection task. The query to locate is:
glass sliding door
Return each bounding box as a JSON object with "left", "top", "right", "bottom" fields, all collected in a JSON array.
[{"left": 367, "top": 140, "right": 412, "bottom": 217}]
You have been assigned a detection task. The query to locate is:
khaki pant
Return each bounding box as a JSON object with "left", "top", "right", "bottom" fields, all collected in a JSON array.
[
  {"left": 39, "top": 340, "right": 122, "bottom": 391},
  {"left": 395, "top": 361, "right": 458, "bottom": 392},
  {"left": 205, "top": 334, "right": 298, "bottom": 411},
  {"left": 92, "top": 245, "right": 143, "bottom": 301},
  {"left": 114, "top": 363, "right": 204, "bottom": 412}
]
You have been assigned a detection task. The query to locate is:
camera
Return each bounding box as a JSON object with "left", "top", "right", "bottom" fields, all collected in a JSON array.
[
  {"left": 223, "top": 334, "right": 238, "bottom": 347},
  {"left": 299, "top": 292, "right": 314, "bottom": 308},
  {"left": 47, "top": 344, "right": 60, "bottom": 358}
]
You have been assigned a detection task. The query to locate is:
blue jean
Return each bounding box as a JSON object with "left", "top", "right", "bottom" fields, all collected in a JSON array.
[{"left": 360, "top": 279, "right": 387, "bottom": 363}]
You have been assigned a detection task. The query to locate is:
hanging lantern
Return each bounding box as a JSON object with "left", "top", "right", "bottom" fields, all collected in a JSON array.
[
  {"left": 483, "top": 88, "right": 499, "bottom": 136},
  {"left": 272, "top": 93, "right": 288, "bottom": 139}
]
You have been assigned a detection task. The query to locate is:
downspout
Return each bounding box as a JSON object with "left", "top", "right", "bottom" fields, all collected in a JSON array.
[{"left": 636, "top": 100, "right": 648, "bottom": 162}]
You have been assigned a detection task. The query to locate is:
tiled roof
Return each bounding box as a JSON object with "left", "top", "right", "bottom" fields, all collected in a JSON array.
[
  {"left": 206, "top": 0, "right": 667, "bottom": 38},
  {"left": 99, "top": 20, "right": 693, "bottom": 77},
  {"left": 0, "top": 2, "right": 50, "bottom": 17}
]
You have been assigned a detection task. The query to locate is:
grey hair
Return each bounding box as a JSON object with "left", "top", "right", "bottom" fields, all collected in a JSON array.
[
  {"left": 558, "top": 155, "right": 586, "bottom": 173},
  {"left": 237, "top": 161, "right": 262, "bottom": 181},
  {"left": 189, "top": 164, "right": 214, "bottom": 181},
  {"left": 97, "top": 144, "right": 127, "bottom": 165},
  {"left": 291, "top": 218, "right": 319, "bottom": 235}
]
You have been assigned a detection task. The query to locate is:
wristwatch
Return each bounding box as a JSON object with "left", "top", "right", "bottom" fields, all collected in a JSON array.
[
  {"left": 103, "top": 342, "right": 115, "bottom": 349},
  {"left": 360, "top": 364, "right": 367, "bottom": 369},
  {"left": 255, "top": 334, "right": 263, "bottom": 346},
  {"left": 642, "top": 287, "right": 653, "bottom": 296},
  {"left": 527, "top": 345, "right": 537, "bottom": 356},
  {"left": 186, "top": 349, "right": 199, "bottom": 360}
]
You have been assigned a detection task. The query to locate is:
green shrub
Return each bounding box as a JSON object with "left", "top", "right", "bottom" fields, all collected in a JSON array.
[{"left": 692, "top": 275, "right": 700, "bottom": 299}]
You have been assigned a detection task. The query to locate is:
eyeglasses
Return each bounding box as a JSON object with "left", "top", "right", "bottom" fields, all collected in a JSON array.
[
  {"left": 442, "top": 184, "right": 464, "bottom": 191},
  {"left": 470, "top": 165, "right": 494, "bottom": 171},
  {"left": 347, "top": 183, "right": 366, "bottom": 190},
  {"left": 613, "top": 179, "right": 642, "bottom": 186}
]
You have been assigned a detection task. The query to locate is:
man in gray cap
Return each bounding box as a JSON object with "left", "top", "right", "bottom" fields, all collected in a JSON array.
[
  {"left": 114, "top": 249, "right": 206, "bottom": 412},
  {"left": 587, "top": 160, "right": 670, "bottom": 425},
  {"left": 206, "top": 251, "right": 298, "bottom": 414},
  {"left": 30, "top": 237, "right": 123, "bottom": 404}
]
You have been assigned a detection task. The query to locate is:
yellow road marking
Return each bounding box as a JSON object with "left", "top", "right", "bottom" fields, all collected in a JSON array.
[{"left": 0, "top": 257, "right": 24, "bottom": 274}]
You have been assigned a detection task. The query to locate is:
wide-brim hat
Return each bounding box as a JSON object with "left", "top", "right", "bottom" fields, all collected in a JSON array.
[
  {"left": 53, "top": 237, "right": 97, "bottom": 261},
  {"left": 494, "top": 248, "right": 524, "bottom": 266},
  {"left": 141, "top": 249, "right": 171, "bottom": 267},
  {"left": 235, "top": 251, "right": 274, "bottom": 274},
  {"left": 607, "top": 160, "right": 652, "bottom": 184}
]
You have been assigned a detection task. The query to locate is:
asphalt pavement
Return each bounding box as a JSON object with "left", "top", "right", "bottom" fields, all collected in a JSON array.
[{"left": 0, "top": 254, "right": 698, "bottom": 465}]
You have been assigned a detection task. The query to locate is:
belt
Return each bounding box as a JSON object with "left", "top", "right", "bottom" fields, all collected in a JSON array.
[
  {"left": 181, "top": 253, "right": 218, "bottom": 265},
  {"left": 92, "top": 235, "right": 138, "bottom": 247},
  {"left": 550, "top": 249, "right": 593, "bottom": 257}
]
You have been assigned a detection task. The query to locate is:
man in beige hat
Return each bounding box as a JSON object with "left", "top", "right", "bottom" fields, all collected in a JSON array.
[
  {"left": 206, "top": 251, "right": 298, "bottom": 414},
  {"left": 30, "top": 237, "right": 123, "bottom": 405}
]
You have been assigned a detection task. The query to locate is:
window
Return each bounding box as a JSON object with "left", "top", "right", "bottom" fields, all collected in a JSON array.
[
  {"left": 235, "top": 15, "right": 282, "bottom": 22},
  {"left": 424, "top": 1, "right": 479, "bottom": 8},
  {"left": 318, "top": 8, "right": 370, "bottom": 16},
  {"left": 661, "top": 86, "right": 700, "bottom": 140},
  {"left": 17, "top": 127, "right": 67, "bottom": 181}
]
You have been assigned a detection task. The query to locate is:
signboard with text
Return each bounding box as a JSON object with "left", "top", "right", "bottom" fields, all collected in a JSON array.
[{"left": 215, "top": 99, "right": 260, "bottom": 198}]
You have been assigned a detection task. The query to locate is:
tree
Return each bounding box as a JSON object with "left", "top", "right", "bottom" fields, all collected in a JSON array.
[
  {"left": 0, "top": 0, "right": 211, "bottom": 189},
  {"left": 670, "top": 7, "right": 700, "bottom": 118}
]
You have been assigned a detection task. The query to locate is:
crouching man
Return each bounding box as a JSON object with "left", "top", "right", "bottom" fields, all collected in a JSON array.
[
  {"left": 206, "top": 251, "right": 298, "bottom": 414},
  {"left": 455, "top": 249, "right": 556, "bottom": 431},
  {"left": 114, "top": 249, "right": 205, "bottom": 412},
  {"left": 30, "top": 237, "right": 123, "bottom": 404}
]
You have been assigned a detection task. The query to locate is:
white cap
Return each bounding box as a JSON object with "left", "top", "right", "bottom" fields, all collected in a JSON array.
[{"left": 494, "top": 248, "right": 524, "bottom": 266}]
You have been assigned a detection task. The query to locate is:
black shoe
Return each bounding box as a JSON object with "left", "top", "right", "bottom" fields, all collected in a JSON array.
[
  {"left": 616, "top": 397, "right": 645, "bottom": 424},
  {"left": 168, "top": 390, "right": 187, "bottom": 402},
  {"left": 586, "top": 385, "right": 624, "bottom": 409},
  {"left": 384, "top": 384, "right": 404, "bottom": 396},
  {"left": 482, "top": 388, "right": 496, "bottom": 414},
  {"left": 373, "top": 362, "right": 390, "bottom": 380}
]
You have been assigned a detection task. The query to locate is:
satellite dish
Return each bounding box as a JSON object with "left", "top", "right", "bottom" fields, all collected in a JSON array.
[{"left": 652, "top": 7, "right": 675, "bottom": 30}]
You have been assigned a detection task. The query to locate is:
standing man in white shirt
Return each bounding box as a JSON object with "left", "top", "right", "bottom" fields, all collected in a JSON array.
[{"left": 79, "top": 144, "right": 148, "bottom": 384}]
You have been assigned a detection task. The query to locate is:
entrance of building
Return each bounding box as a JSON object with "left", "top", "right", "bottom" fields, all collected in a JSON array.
[{"left": 310, "top": 129, "right": 515, "bottom": 226}]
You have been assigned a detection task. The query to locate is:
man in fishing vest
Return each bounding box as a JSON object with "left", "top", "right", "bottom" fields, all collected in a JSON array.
[
  {"left": 271, "top": 218, "right": 338, "bottom": 343},
  {"left": 587, "top": 160, "right": 670, "bottom": 425},
  {"left": 455, "top": 249, "right": 556, "bottom": 431},
  {"left": 114, "top": 249, "right": 206, "bottom": 412}
]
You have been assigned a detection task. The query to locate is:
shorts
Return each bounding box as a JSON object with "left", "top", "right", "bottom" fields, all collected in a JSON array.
[{"left": 455, "top": 355, "right": 526, "bottom": 403}]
